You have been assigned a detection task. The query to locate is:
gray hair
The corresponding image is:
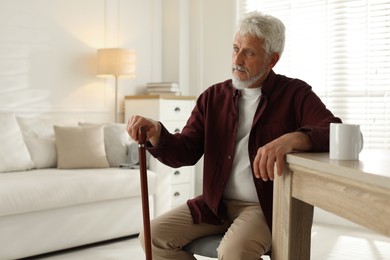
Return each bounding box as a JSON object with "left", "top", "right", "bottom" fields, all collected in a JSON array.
[{"left": 237, "top": 11, "right": 285, "bottom": 57}]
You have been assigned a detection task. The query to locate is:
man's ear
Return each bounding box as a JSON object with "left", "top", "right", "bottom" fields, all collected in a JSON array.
[{"left": 268, "top": 53, "right": 280, "bottom": 69}]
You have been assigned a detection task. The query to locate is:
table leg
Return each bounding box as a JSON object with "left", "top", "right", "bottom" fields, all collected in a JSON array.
[{"left": 272, "top": 165, "right": 314, "bottom": 260}]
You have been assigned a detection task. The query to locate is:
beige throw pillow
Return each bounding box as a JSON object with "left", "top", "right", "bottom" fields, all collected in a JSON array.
[
  {"left": 54, "top": 125, "right": 109, "bottom": 169},
  {"left": 78, "top": 122, "right": 131, "bottom": 167}
]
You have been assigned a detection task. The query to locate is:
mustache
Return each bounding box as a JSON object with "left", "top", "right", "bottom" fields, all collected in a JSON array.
[
  {"left": 232, "top": 64, "right": 248, "bottom": 73},
  {"left": 232, "top": 64, "right": 250, "bottom": 80}
]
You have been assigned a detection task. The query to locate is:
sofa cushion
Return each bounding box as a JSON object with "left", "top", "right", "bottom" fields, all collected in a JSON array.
[
  {"left": 54, "top": 125, "right": 110, "bottom": 169},
  {"left": 0, "top": 113, "right": 35, "bottom": 173},
  {"left": 0, "top": 168, "right": 157, "bottom": 217}
]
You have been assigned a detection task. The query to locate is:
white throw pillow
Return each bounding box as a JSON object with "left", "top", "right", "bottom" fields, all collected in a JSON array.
[
  {"left": 17, "top": 117, "right": 78, "bottom": 169},
  {"left": 24, "top": 136, "right": 57, "bottom": 168},
  {"left": 16, "top": 116, "right": 55, "bottom": 138},
  {"left": 104, "top": 124, "right": 132, "bottom": 167},
  {"left": 54, "top": 125, "right": 109, "bottom": 169},
  {"left": 16, "top": 116, "right": 58, "bottom": 168},
  {"left": 0, "top": 113, "right": 35, "bottom": 173}
]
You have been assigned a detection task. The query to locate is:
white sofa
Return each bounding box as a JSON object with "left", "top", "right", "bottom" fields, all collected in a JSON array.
[{"left": 0, "top": 113, "right": 157, "bottom": 260}]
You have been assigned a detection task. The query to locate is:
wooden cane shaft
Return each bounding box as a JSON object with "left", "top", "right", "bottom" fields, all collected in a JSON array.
[{"left": 138, "top": 126, "right": 152, "bottom": 260}]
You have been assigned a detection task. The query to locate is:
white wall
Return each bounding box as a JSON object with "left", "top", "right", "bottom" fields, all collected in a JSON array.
[
  {"left": 188, "top": 0, "right": 236, "bottom": 96},
  {"left": 0, "top": 0, "right": 162, "bottom": 123},
  {"left": 161, "top": 0, "right": 236, "bottom": 97},
  {"left": 0, "top": 0, "right": 237, "bottom": 123},
  {"left": 0, "top": 0, "right": 238, "bottom": 124}
]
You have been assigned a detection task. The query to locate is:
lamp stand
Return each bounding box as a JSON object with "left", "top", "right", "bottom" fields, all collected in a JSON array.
[{"left": 114, "top": 76, "right": 119, "bottom": 123}]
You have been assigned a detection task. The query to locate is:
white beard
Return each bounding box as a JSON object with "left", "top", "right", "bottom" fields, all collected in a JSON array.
[{"left": 232, "top": 65, "right": 266, "bottom": 89}]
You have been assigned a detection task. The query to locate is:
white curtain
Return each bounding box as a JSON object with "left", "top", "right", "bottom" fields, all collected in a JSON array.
[{"left": 240, "top": 0, "right": 390, "bottom": 150}]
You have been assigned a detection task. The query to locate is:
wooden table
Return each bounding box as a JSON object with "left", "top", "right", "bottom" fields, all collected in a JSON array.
[{"left": 271, "top": 150, "right": 390, "bottom": 260}]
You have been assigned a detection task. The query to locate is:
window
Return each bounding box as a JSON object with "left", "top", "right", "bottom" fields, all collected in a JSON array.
[{"left": 241, "top": 0, "right": 390, "bottom": 150}]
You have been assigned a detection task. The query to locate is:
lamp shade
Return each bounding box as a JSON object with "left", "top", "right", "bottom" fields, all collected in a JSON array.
[{"left": 97, "top": 48, "right": 136, "bottom": 77}]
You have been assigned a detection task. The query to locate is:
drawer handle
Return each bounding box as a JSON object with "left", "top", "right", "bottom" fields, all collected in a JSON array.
[
  {"left": 174, "top": 107, "right": 181, "bottom": 112},
  {"left": 174, "top": 192, "right": 181, "bottom": 197},
  {"left": 174, "top": 170, "right": 180, "bottom": 176}
]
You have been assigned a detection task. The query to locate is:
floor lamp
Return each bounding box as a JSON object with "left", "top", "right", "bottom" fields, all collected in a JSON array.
[{"left": 97, "top": 48, "right": 136, "bottom": 123}]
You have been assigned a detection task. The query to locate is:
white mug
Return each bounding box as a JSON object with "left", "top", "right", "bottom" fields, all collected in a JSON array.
[{"left": 329, "top": 123, "right": 364, "bottom": 160}]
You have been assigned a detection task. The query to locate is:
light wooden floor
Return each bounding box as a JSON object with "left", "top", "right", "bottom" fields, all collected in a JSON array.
[{"left": 29, "top": 224, "right": 390, "bottom": 260}]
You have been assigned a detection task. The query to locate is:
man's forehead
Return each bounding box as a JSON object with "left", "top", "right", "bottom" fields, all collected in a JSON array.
[{"left": 233, "top": 33, "right": 264, "bottom": 48}]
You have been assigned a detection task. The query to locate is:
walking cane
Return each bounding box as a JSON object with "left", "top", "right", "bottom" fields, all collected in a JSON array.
[{"left": 138, "top": 126, "right": 152, "bottom": 260}]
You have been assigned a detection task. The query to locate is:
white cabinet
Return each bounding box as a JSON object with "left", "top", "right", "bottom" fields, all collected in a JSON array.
[{"left": 125, "top": 95, "right": 196, "bottom": 216}]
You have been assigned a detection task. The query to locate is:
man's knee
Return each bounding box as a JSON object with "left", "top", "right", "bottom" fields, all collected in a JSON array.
[{"left": 139, "top": 218, "right": 165, "bottom": 249}]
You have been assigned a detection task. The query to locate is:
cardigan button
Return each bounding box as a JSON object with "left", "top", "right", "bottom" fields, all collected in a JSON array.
[{"left": 227, "top": 155, "right": 232, "bottom": 160}]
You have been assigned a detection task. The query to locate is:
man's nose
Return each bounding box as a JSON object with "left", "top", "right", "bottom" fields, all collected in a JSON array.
[{"left": 233, "top": 51, "right": 244, "bottom": 65}]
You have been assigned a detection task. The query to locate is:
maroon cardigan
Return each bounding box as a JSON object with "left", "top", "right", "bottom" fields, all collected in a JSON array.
[{"left": 147, "top": 70, "right": 342, "bottom": 231}]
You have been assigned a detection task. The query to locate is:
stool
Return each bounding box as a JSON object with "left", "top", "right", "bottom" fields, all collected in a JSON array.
[{"left": 184, "top": 235, "right": 272, "bottom": 259}]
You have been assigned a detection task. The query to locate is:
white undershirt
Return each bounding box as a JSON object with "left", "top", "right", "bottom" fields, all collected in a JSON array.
[{"left": 224, "top": 87, "right": 262, "bottom": 202}]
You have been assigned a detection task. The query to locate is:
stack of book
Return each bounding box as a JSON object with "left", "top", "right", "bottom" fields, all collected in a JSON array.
[{"left": 146, "top": 82, "right": 181, "bottom": 96}]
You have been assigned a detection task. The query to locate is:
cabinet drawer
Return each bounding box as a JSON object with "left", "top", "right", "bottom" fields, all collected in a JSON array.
[
  {"left": 160, "top": 100, "right": 194, "bottom": 120},
  {"left": 171, "top": 167, "right": 191, "bottom": 184},
  {"left": 164, "top": 121, "right": 187, "bottom": 134},
  {"left": 172, "top": 183, "right": 191, "bottom": 205}
]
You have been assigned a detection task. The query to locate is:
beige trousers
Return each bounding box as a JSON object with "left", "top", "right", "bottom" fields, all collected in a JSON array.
[{"left": 139, "top": 199, "right": 271, "bottom": 260}]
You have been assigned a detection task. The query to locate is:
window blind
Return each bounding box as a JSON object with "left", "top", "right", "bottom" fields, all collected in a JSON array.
[{"left": 241, "top": 0, "right": 390, "bottom": 150}]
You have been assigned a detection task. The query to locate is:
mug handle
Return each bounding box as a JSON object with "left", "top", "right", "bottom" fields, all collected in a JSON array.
[{"left": 359, "top": 131, "right": 364, "bottom": 152}]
